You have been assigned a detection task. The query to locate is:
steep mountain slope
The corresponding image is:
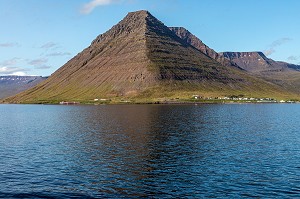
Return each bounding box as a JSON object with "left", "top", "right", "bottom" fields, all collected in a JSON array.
[
  {"left": 221, "top": 52, "right": 300, "bottom": 93},
  {"left": 169, "top": 27, "right": 235, "bottom": 67},
  {"left": 8, "top": 11, "right": 155, "bottom": 102},
  {"left": 0, "top": 76, "right": 46, "bottom": 99},
  {"left": 221, "top": 51, "right": 300, "bottom": 72},
  {"left": 143, "top": 14, "right": 241, "bottom": 82},
  {"left": 169, "top": 28, "right": 300, "bottom": 75},
  {"left": 221, "top": 52, "right": 282, "bottom": 72},
  {"left": 4, "top": 11, "right": 298, "bottom": 103}
]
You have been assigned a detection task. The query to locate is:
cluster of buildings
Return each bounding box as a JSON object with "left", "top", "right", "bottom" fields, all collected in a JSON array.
[{"left": 192, "top": 95, "right": 298, "bottom": 103}]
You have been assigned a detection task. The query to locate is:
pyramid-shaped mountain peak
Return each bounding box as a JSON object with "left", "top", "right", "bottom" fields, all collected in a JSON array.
[
  {"left": 90, "top": 10, "right": 167, "bottom": 47},
  {"left": 127, "top": 10, "right": 150, "bottom": 17},
  {"left": 117, "top": 9, "right": 152, "bottom": 28},
  {"left": 6, "top": 10, "right": 274, "bottom": 103}
]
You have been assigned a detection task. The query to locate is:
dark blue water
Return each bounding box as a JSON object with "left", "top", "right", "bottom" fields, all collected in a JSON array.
[{"left": 0, "top": 104, "right": 300, "bottom": 198}]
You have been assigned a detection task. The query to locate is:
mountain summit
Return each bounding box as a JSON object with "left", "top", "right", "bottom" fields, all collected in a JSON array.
[
  {"left": 221, "top": 51, "right": 300, "bottom": 73},
  {"left": 5, "top": 10, "right": 296, "bottom": 103},
  {"left": 221, "top": 52, "right": 282, "bottom": 72}
]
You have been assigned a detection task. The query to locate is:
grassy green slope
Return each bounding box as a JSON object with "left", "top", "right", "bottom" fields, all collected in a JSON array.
[{"left": 3, "top": 11, "right": 299, "bottom": 104}]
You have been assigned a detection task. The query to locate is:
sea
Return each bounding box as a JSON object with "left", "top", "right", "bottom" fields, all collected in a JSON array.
[{"left": 0, "top": 104, "right": 299, "bottom": 198}]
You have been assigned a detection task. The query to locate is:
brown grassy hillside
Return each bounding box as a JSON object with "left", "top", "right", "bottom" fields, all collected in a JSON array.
[{"left": 4, "top": 11, "right": 299, "bottom": 103}]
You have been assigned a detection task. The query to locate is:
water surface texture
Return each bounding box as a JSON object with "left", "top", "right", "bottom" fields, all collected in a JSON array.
[{"left": 0, "top": 104, "right": 300, "bottom": 198}]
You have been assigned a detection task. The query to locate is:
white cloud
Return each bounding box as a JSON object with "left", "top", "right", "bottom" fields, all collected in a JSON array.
[
  {"left": 264, "top": 49, "right": 275, "bottom": 56},
  {"left": 0, "top": 67, "right": 29, "bottom": 75},
  {"left": 264, "top": 38, "right": 292, "bottom": 56},
  {"left": 35, "top": 65, "right": 51, "bottom": 70},
  {"left": 0, "top": 42, "right": 19, "bottom": 47},
  {"left": 80, "top": 0, "right": 120, "bottom": 14},
  {"left": 28, "top": 58, "right": 48, "bottom": 66},
  {"left": 270, "top": 38, "right": 292, "bottom": 47},
  {"left": 46, "top": 52, "right": 71, "bottom": 57},
  {"left": 40, "top": 42, "right": 59, "bottom": 49},
  {"left": 0, "top": 58, "right": 20, "bottom": 67},
  {"left": 10, "top": 72, "right": 27, "bottom": 76}
]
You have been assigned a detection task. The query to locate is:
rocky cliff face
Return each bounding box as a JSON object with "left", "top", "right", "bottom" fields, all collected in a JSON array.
[
  {"left": 144, "top": 13, "right": 237, "bottom": 81},
  {"left": 221, "top": 51, "right": 300, "bottom": 73},
  {"left": 169, "top": 27, "right": 235, "bottom": 67},
  {"left": 6, "top": 10, "right": 251, "bottom": 103},
  {"left": 221, "top": 52, "right": 275, "bottom": 72},
  {"left": 169, "top": 27, "right": 300, "bottom": 75},
  {"left": 220, "top": 51, "right": 300, "bottom": 94},
  {"left": 0, "top": 76, "right": 46, "bottom": 99},
  {"left": 5, "top": 10, "right": 296, "bottom": 103}
]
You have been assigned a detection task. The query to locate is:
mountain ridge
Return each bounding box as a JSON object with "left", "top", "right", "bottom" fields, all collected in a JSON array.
[
  {"left": 220, "top": 51, "right": 300, "bottom": 94},
  {"left": 221, "top": 51, "right": 300, "bottom": 72},
  {"left": 169, "top": 27, "right": 236, "bottom": 67},
  {"left": 3, "top": 10, "right": 299, "bottom": 103},
  {"left": 0, "top": 76, "right": 47, "bottom": 99},
  {"left": 221, "top": 51, "right": 281, "bottom": 72}
]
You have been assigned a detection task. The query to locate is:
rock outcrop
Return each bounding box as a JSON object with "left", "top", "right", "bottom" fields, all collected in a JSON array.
[
  {"left": 169, "top": 27, "right": 235, "bottom": 67},
  {"left": 6, "top": 10, "right": 250, "bottom": 102},
  {"left": 221, "top": 51, "right": 300, "bottom": 73},
  {"left": 5, "top": 10, "right": 297, "bottom": 103}
]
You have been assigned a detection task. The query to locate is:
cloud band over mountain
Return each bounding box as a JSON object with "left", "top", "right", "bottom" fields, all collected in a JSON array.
[{"left": 264, "top": 38, "right": 292, "bottom": 56}]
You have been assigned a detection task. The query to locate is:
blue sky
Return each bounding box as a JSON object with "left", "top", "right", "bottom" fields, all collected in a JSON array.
[{"left": 0, "top": 0, "right": 300, "bottom": 76}]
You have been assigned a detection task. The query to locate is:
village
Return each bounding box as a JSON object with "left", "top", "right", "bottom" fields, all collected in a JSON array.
[
  {"left": 190, "top": 95, "right": 298, "bottom": 103},
  {"left": 83, "top": 95, "right": 299, "bottom": 105}
]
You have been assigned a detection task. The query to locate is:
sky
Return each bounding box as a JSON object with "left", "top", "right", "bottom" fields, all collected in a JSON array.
[{"left": 0, "top": 0, "right": 300, "bottom": 76}]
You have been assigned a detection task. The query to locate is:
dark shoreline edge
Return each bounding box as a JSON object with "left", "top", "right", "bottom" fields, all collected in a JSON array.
[{"left": 1, "top": 99, "right": 298, "bottom": 106}]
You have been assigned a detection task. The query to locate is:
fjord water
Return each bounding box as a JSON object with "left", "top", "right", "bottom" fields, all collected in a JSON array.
[{"left": 0, "top": 104, "right": 300, "bottom": 198}]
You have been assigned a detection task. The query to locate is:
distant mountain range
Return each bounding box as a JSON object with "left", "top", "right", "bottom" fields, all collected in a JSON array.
[
  {"left": 170, "top": 27, "right": 300, "bottom": 73},
  {"left": 0, "top": 76, "right": 47, "bottom": 99},
  {"left": 3, "top": 10, "right": 300, "bottom": 103},
  {"left": 221, "top": 51, "right": 300, "bottom": 72}
]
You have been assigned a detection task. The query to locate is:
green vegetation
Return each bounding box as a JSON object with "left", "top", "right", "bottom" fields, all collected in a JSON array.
[
  {"left": 2, "top": 10, "right": 300, "bottom": 105},
  {"left": 3, "top": 80, "right": 299, "bottom": 104}
]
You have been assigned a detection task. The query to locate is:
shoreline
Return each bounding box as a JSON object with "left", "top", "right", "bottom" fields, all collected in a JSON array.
[{"left": 1, "top": 99, "right": 299, "bottom": 105}]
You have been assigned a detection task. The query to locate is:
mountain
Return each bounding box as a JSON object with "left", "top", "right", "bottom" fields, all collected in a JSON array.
[
  {"left": 221, "top": 52, "right": 300, "bottom": 93},
  {"left": 4, "top": 11, "right": 298, "bottom": 103},
  {"left": 169, "top": 28, "right": 300, "bottom": 74},
  {"left": 0, "top": 76, "right": 47, "bottom": 99},
  {"left": 221, "top": 52, "right": 283, "bottom": 72},
  {"left": 169, "top": 27, "right": 235, "bottom": 67},
  {"left": 221, "top": 51, "right": 300, "bottom": 72},
  {"left": 284, "top": 62, "right": 300, "bottom": 71}
]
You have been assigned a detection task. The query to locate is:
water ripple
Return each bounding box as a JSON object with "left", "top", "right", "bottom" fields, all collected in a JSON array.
[{"left": 0, "top": 104, "right": 300, "bottom": 198}]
